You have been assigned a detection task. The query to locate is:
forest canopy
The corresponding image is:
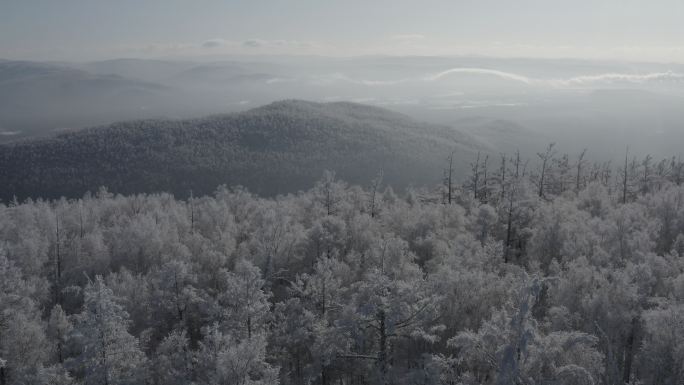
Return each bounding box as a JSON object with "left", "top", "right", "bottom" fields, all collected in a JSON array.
[{"left": 1, "top": 148, "right": 684, "bottom": 385}]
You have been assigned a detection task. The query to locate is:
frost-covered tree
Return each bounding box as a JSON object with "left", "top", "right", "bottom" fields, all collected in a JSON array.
[
  {"left": 0, "top": 254, "right": 51, "bottom": 385},
  {"left": 636, "top": 304, "right": 684, "bottom": 385},
  {"left": 47, "top": 304, "right": 72, "bottom": 364},
  {"left": 214, "top": 259, "right": 271, "bottom": 340},
  {"left": 149, "top": 260, "right": 201, "bottom": 335},
  {"left": 448, "top": 277, "right": 602, "bottom": 385},
  {"left": 73, "top": 276, "right": 148, "bottom": 385},
  {"left": 195, "top": 323, "right": 279, "bottom": 385},
  {"left": 285, "top": 256, "right": 351, "bottom": 384},
  {"left": 153, "top": 330, "right": 193, "bottom": 385},
  {"left": 341, "top": 254, "right": 443, "bottom": 385},
  {"left": 1, "top": 152, "right": 684, "bottom": 385}
]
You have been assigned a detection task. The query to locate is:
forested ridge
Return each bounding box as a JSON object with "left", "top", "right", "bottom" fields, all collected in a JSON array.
[
  {"left": 0, "top": 100, "right": 478, "bottom": 202},
  {"left": 2, "top": 145, "right": 684, "bottom": 385}
]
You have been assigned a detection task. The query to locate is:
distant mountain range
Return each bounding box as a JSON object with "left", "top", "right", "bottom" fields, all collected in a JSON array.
[
  {"left": 0, "top": 59, "right": 287, "bottom": 141},
  {"left": 0, "top": 60, "right": 181, "bottom": 140},
  {"left": 0, "top": 100, "right": 482, "bottom": 201},
  {"left": 3, "top": 55, "right": 684, "bottom": 166}
]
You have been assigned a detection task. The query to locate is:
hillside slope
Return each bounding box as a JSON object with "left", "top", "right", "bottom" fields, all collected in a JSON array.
[{"left": 0, "top": 100, "right": 482, "bottom": 201}]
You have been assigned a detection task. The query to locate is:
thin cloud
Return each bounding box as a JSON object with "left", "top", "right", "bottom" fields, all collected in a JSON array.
[
  {"left": 271, "top": 68, "right": 684, "bottom": 89},
  {"left": 293, "top": 70, "right": 533, "bottom": 87},
  {"left": 242, "top": 39, "right": 316, "bottom": 49},
  {"left": 243, "top": 39, "right": 264, "bottom": 48},
  {"left": 309, "top": 73, "right": 413, "bottom": 86},
  {"left": 425, "top": 68, "right": 684, "bottom": 87},
  {"left": 553, "top": 71, "right": 684, "bottom": 86},
  {"left": 202, "top": 38, "right": 228, "bottom": 48},
  {"left": 266, "top": 77, "right": 298, "bottom": 84},
  {"left": 425, "top": 68, "right": 534, "bottom": 84}
]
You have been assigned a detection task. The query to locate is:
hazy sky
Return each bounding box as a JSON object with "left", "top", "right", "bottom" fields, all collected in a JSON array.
[{"left": 2, "top": 0, "right": 684, "bottom": 62}]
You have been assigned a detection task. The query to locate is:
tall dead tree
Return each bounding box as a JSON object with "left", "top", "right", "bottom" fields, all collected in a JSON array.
[
  {"left": 481, "top": 154, "right": 489, "bottom": 203},
  {"left": 444, "top": 151, "right": 455, "bottom": 205},
  {"left": 504, "top": 181, "right": 516, "bottom": 264},
  {"left": 503, "top": 151, "right": 523, "bottom": 263},
  {"left": 537, "top": 143, "right": 556, "bottom": 198},
  {"left": 499, "top": 154, "right": 507, "bottom": 201},
  {"left": 470, "top": 152, "right": 481, "bottom": 201},
  {"left": 368, "top": 170, "right": 383, "bottom": 217},
  {"left": 674, "top": 156, "right": 683, "bottom": 185},
  {"left": 623, "top": 316, "right": 640, "bottom": 384},
  {"left": 622, "top": 147, "right": 629, "bottom": 204},
  {"left": 54, "top": 210, "right": 63, "bottom": 306},
  {"left": 640, "top": 154, "right": 653, "bottom": 194},
  {"left": 189, "top": 190, "right": 196, "bottom": 233},
  {"left": 576, "top": 149, "right": 587, "bottom": 192}
]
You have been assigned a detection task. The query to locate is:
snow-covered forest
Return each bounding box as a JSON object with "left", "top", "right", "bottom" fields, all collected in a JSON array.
[{"left": 2, "top": 149, "right": 684, "bottom": 385}]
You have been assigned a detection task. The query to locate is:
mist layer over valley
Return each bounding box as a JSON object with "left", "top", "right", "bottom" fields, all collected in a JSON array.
[{"left": 2, "top": 56, "right": 684, "bottom": 162}]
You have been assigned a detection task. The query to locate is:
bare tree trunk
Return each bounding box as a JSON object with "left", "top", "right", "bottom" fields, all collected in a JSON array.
[
  {"left": 504, "top": 188, "right": 514, "bottom": 264},
  {"left": 623, "top": 316, "right": 638, "bottom": 384},
  {"left": 471, "top": 152, "right": 480, "bottom": 200},
  {"left": 102, "top": 327, "right": 110, "bottom": 385},
  {"left": 247, "top": 316, "right": 252, "bottom": 340},
  {"left": 500, "top": 154, "right": 506, "bottom": 201},
  {"left": 537, "top": 143, "right": 556, "bottom": 198},
  {"left": 447, "top": 152, "right": 454, "bottom": 205},
  {"left": 622, "top": 147, "right": 629, "bottom": 204},
  {"left": 481, "top": 155, "right": 489, "bottom": 203},
  {"left": 79, "top": 203, "right": 85, "bottom": 238},
  {"left": 369, "top": 170, "right": 383, "bottom": 217},
  {"left": 576, "top": 149, "right": 587, "bottom": 191},
  {"left": 378, "top": 310, "right": 388, "bottom": 385},
  {"left": 189, "top": 191, "right": 196, "bottom": 233},
  {"left": 55, "top": 212, "right": 62, "bottom": 306},
  {"left": 539, "top": 161, "right": 546, "bottom": 198}
]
